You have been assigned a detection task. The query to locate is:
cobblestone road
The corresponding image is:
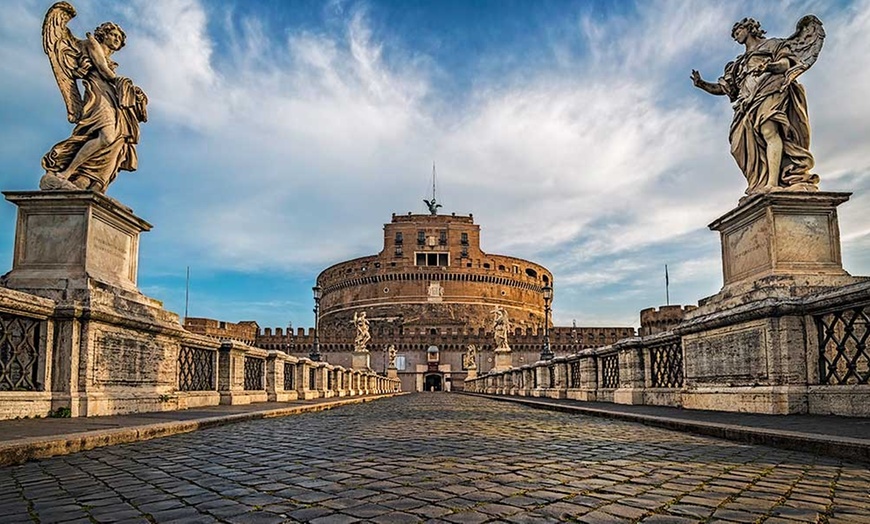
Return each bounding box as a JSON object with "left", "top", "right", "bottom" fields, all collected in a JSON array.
[{"left": 0, "top": 394, "right": 867, "bottom": 524}]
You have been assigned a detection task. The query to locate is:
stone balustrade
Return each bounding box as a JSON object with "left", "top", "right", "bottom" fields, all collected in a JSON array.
[
  {"left": 467, "top": 280, "right": 870, "bottom": 417},
  {"left": 0, "top": 287, "right": 400, "bottom": 420}
]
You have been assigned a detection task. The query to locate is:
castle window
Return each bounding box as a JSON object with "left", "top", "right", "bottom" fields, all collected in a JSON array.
[
  {"left": 461, "top": 232, "right": 468, "bottom": 245},
  {"left": 498, "top": 265, "right": 506, "bottom": 271},
  {"left": 415, "top": 252, "right": 449, "bottom": 267},
  {"left": 461, "top": 247, "right": 468, "bottom": 258},
  {"left": 395, "top": 232, "right": 403, "bottom": 244},
  {"left": 439, "top": 231, "right": 447, "bottom": 245},
  {"left": 525, "top": 268, "right": 538, "bottom": 278},
  {"left": 483, "top": 262, "right": 491, "bottom": 269},
  {"left": 395, "top": 246, "right": 403, "bottom": 257},
  {"left": 417, "top": 230, "right": 425, "bottom": 245}
]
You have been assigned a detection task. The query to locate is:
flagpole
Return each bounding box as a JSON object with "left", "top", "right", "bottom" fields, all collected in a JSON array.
[
  {"left": 665, "top": 264, "right": 670, "bottom": 306},
  {"left": 184, "top": 266, "right": 190, "bottom": 322}
]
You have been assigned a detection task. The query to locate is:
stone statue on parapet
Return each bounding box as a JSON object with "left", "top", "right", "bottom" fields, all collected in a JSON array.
[
  {"left": 353, "top": 311, "right": 371, "bottom": 352},
  {"left": 39, "top": 2, "right": 148, "bottom": 193},
  {"left": 386, "top": 344, "right": 397, "bottom": 369},
  {"left": 463, "top": 344, "right": 478, "bottom": 369},
  {"left": 691, "top": 15, "right": 825, "bottom": 196},
  {"left": 492, "top": 307, "right": 511, "bottom": 351}
]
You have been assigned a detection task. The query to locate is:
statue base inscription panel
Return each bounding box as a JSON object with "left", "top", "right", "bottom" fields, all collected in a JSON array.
[
  {"left": 690, "top": 191, "right": 866, "bottom": 316},
  {"left": 2, "top": 191, "right": 152, "bottom": 298}
]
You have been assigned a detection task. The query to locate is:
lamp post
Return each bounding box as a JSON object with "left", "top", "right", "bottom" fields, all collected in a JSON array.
[
  {"left": 540, "top": 284, "right": 554, "bottom": 361},
  {"left": 311, "top": 285, "right": 322, "bottom": 362}
]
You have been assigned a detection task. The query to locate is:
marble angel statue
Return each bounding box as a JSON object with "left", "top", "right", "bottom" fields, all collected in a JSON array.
[
  {"left": 691, "top": 16, "right": 825, "bottom": 195},
  {"left": 353, "top": 311, "right": 371, "bottom": 352},
  {"left": 492, "top": 307, "right": 510, "bottom": 351},
  {"left": 40, "top": 2, "right": 148, "bottom": 193}
]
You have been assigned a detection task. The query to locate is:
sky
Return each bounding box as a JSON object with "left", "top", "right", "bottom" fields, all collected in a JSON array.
[{"left": 1, "top": 0, "right": 869, "bottom": 331}]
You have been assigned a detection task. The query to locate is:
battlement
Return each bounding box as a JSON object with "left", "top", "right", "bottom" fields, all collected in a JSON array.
[
  {"left": 183, "top": 317, "right": 259, "bottom": 344},
  {"left": 254, "top": 324, "right": 635, "bottom": 349},
  {"left": 639, "top": 305, "right": 697, "bottom": 336}
]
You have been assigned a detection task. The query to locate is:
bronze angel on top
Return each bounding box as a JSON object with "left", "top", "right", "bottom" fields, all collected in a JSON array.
[
  {"left": 39, "top": 2, "right": 148, "bottom": 193},
  {"left": 692, "top": 15, "right": 825, "bottom": 196}
]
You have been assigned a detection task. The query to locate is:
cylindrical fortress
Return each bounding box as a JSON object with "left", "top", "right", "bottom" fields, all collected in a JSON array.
[{"left": 316, "top": 212, "right": 553, "bottom": 337}]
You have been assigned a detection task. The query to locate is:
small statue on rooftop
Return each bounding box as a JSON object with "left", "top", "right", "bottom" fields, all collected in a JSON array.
[
  {"left": 40, "top": 2, "right": 148, "bottom": 193},
  {"left": 691, "top": 15, "right": 825, "bottom": 196}
]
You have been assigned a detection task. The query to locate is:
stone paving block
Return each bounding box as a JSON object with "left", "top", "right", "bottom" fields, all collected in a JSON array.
[
  {"left": 711, "top": 507, "right": 766, "bottom": 522},
  {"left": 287, "top": 506, "right": 334, "bottom": 521},
  {"left": 308, "top": 514, "right": 362, "bottom": 524},
  {"left": 598, "top": 502, "right": 648, "bottom": 520},
  {"left": 147, "top": 506, "right": 204, "bottom": 522},
  {"left": 410, "top": 504, "right": 453, "bottom": 519},
  {"left": 639, "top": 514, "right": 697, "bottom": 523},
  {"left": 443, "top": 510, "right": 491, "bottom": 523},
  {"left": 574, "top": 509, "right": 630, "bottom": 523},
  {"left": 342, "top": 502, "right": 393, "bottom": 519},
  {"left": 2, "top": 394, "right": 868, "bottom": 524},
  {"left": 204, "top": 502, "right": 254, "bottom": 518},
  {"left": 370, "top": 511, "right": 421, "bottom": 524},
  {"left": 223, "top": 510, "right": 291, "bottom": 524},
  {"left": 666, "top": 503, "right": 714, "bottom": 519}
]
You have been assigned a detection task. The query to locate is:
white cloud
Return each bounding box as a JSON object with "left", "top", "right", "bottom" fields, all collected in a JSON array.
[{"left": 3, "top": 0, "right": 869, "bottom": 327}]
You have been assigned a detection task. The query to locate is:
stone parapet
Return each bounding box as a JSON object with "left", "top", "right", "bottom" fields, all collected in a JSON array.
[{"left": 466, "top": 280, "right": 870, "bottom": 417}]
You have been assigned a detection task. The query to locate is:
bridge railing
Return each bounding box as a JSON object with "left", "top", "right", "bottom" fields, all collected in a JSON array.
[{"left": 466, "top": 281, "right": 870, "bottom": 416}]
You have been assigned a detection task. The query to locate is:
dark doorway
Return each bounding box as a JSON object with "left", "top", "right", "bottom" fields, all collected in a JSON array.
[{"left": 424, "top": 373, "right": 443, "bottom": 392}]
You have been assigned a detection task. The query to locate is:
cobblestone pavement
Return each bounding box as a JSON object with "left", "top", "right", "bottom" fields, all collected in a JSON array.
[{"left": 0, "top": 394, "right": 867, "bottom": 524}]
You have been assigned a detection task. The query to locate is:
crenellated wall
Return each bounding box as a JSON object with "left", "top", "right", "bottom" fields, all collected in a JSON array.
[{"left": 639, "top": 305, "right": 697, "bottom": 336}]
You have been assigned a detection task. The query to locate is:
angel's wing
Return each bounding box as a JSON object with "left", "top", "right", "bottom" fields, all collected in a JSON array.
[
  {"left": 42, "top": 2, "right": 84, "bottom": 123},
  {"left": 783, "top": 15, "right": 825, "bottom": 87}
]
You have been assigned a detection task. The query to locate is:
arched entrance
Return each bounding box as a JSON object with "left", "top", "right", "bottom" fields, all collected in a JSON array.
[{"left": 424, "top": 373, "right": 443, "bottom": 392}]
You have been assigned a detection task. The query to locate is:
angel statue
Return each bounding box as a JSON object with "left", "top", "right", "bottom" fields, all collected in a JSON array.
[
  {"left": 386, "top": 344, "right": 397, "bottom": 369},
  {"left": 691, "top": 16, "right": 825, "bottom": 196},
  {"left": 353, "top": 311, "right": 371, "bottom": 352},
  {"left": 492, "top": 307, "right": 510, "bottom": 351},
  {"left": 423, "top": 198, "right": 442, "bottom": 215},
  {"left": 40, "top": 2, "right": 148, "bottom": 193},
  {"left": 463, "top": 344, "right": 478, "bottom": 369}
]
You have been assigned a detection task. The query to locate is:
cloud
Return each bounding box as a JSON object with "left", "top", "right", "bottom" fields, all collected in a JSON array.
[{"left": 2, "top": 0, "right": 869, "bottom": 328}]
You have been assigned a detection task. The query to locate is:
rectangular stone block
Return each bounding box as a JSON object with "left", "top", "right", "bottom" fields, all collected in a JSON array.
[
  {"left": 710, "top": 192, "right": 850, "bottom": 288},
  {"left": 683, "top": 322, "right": 768, "bottom": 385}
]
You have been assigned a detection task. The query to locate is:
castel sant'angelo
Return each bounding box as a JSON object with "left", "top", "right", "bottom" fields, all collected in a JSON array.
[{"left": 187, "top": 197, "right": 636, "bottom": 392}]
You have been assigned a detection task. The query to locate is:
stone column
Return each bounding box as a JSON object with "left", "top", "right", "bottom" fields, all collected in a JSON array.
[
  {"left": 613, "top": 342, "right": 645, "bottom": 405},
  {"left": 218, "top": 341, "right": 248, "bottom": 405}
]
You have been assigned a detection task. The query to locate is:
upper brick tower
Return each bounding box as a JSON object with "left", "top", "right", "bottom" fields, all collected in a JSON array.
[{"left": 316, "top": 212, "right": 553, "bottom": 337}]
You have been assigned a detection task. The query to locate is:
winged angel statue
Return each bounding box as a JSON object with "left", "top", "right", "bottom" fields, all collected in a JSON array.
[
  {"left": 39, "top": 2, "right": 148, "bottom": 193},
  {"left": 691, "top": 16, "right": 825, "bottom": 195}
]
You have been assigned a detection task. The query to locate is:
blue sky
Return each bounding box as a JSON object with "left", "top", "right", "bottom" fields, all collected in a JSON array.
[{"left": 2, "top": 0, "right": 869, "bottom": 331}]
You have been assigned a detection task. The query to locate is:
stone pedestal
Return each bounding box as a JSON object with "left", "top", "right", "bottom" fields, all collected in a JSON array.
[
  {"left": 0, "top": 191, "right": 199, "bottom": 417},
  {"left": 464, "top": 366, "right": 477, "bottom": 381},
  {"left": 694, "top": 192, "right": 862, "bottom": 314},
  {"left": 680, "top": 191, "right": 865, "bottom": 415},
  {"left": 352, "top": 350, "right": 371, "bottom": 371},
  {"left": 387, "top": 367, "right": 398, "bottom": 380},
  {"left": 2, "top": 191, "right": 151, "bottom": 298},
  {"left": 492, "top": 348, "right": 512, "bottom": 372}
]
